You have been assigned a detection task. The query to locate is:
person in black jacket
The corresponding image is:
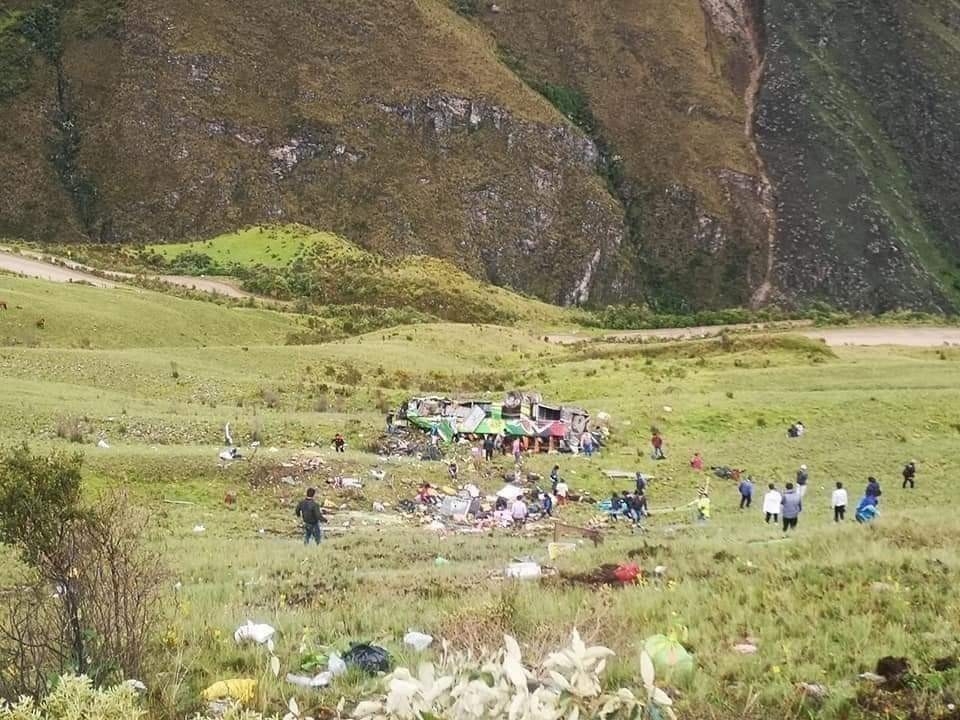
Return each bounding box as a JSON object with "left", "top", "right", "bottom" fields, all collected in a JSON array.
[
  {"left": 296, "top": 487, "right": 327, "bottom": 545},
  {"left": 902, "top": 461, "right": 916, "bottom": 489}
]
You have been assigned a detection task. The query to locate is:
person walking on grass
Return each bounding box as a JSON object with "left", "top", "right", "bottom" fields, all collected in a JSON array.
[
  {"left": 296, "top": 487, "right": 326, "bottom": 545},
  {"left": 796, "top": 464, "right": 809, "bottom": 500},
  {"left": 902, "top": 461, "right": 916, "bottom": 489},
  {"left": 738, "top": 476, "right": 754, "bottom": 509},
  {"left": 781, "top": 482, "right": 802, "bottom": 532},
  {"left": 865, "top": 476, "right": 882, "bottom": 503},
  {"left": 832, "top": 481, "right": 848, "bottom": 522},
  {"left": 762, "top": 483, "right": 781, "bottom": 523}
]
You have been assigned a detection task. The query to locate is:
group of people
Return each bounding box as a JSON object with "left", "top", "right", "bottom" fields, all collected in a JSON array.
[{"left": 746, "top": 464, "right": 911, "bottom": 531}]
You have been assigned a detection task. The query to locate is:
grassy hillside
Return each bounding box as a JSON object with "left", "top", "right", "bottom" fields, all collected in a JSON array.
[
  {"left": 0, "top": 274, "right": 310, "bottom": 348},
  {"left": 146, "top": 226, "right": 327, "bottom": 268},
  {"left": 136, "top": 224, "right": 573, "bottom": 326},
  {"left": 1, "top": 305, "right": 959, "bottom": 718}
]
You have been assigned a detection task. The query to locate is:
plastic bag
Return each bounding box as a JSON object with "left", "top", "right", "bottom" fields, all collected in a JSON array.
[
  {"left": 201, "top": 678, "right": 257, "bottom": 703},
  {"left": 234, "top": 621, "right": 276, "bottom": 645},
  {"left": 328, "top": 652, "right": 347, "bottom": 677},
  {"left": 404, "top": 631, "right": 434, "bottom": 652},
  {"left": 343, "top": 643, "right": 392, "bottom": 674},
  {"left": 286, "top": 672, "right": 332, "bottom": 688},
  {"left": 643, "top": 634, "right": 695, "bottom": 681},
  {"left": 504, "top": 561, "right": 541, "bottom": 580}
]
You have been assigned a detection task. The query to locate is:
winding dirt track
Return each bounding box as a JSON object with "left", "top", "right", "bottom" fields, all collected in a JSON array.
[
  {"left": 0, "top": 250, "right": 251, "bottom": 298},
  {"left": 2, "top": 250, "right": 958, "bottom": 346}
]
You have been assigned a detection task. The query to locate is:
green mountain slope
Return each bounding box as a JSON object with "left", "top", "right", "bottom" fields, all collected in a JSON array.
[{"left": 1, "top": 0, "right": 959, "bottom": 313}]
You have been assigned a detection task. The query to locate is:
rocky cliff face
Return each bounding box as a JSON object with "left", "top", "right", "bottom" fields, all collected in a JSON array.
[
  {"left": 1, "top": 0, "right": 958, "bottom": 311},
  {"left": 754, "top": 0, "right": 960, "bottom": 311}
]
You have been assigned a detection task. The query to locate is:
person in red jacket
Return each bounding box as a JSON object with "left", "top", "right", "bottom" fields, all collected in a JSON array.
[
  {"left": 651, "top": 431, "right": 665, "bottom": 460},
  {"left": 690, "top": 452, "right": 704, "bottom": 470}
]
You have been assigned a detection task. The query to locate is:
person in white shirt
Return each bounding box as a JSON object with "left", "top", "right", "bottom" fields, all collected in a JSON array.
[
  {"left": 762, "top": 483, "right": 782, "bottom": 524},
  {"left": 555, "top": 481, "right": 569, "bottom": 505},
  {"left": 511, "top": 496, "right": 528, "bottom": 526},
  {"left": 832, "top": 481, "right": 848, "bottom": 522}
]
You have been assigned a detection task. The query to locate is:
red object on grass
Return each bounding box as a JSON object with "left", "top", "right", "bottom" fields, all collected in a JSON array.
[{"left": 613, "top": 562, "right": 641, "bottom": 584}]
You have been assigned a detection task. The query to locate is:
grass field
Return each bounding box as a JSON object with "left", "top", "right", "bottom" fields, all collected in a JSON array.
[
  {"left": 145, "top": 226, "right": 337, "bottom": 268},
  {"left": 1, "top": 279, "right": 960, "bottom": 719}
]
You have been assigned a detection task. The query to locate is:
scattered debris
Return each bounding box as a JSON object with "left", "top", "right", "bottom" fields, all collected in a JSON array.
[
  {"left": 643, "top": 634, "right": 695, "bottom": 682},
  {"left": 192, "top": 525, "right": 206, "bottom": 533},
  {"left": 875, "top": 656, "right": 911, "bottom": 688},
  {"left": 547, "top": 542, "right": 578, "bottom": 561},
  {"left": 404, "top": 631, "right": 434, "bottom": 652},
  {"left": 858, "top": 672, "right": 886, "bottom": 684},
  {"left": 124, "top": 679, "right": 147, "bottom": 694},
  {"left": 505, "top": 561, "right": 542, "bottom": 580},
  {"left": 871, "top": 581, "right": 895, "bottom": 593},
  {"left": 286, "top": 672, "right": 332, "bottom": 689},
  {"left": 201, "top": 678, "right": 256, "bottom": 704},
  {"left": 97, "top": 438, "right": 110, "bottom": 449},
  {"left": 561, "top": 562, "right": 640, "bottom": 587},
  {"left": 328, "top": 653, "right": 347, "bottom": 677},
  {"left": 234, "top": 621, "right": 276, "bottom": 645},
  {"left": 933, "top": 655, "right": 957, "bottom": 672},
  {"left": 343, "top": 643, "right": 392, "bottom": 674},
  {"left": 733, "top": 643, "right": 758, "bottom": 655},
  {"left": 798, "top": 682, "right": 828, "bottom": 700}
]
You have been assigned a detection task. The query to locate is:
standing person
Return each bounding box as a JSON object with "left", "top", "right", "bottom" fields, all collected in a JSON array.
[
  {"left": 690, "top": 452, "right": 704, "bottom": 471},
  {"left": 540, "top": 491, "right": 553, "bottom": 517},
  {"left": 512, "top": 437, "right": 522, "bottom": 465},
  {"left": 780, "top": 482, "right": 802, "bottom": 532},
  {"left": 296, "top": 488, "right": 326, "bottom": 546},
  {"left": 448, "top": 462, "right": 459, "bottom": 481},
  {"left": 738, "top": 476, "right": 754, "bottom": 509},
  {"left": 511, "top": 494, "right": 528, "bottom": 527},
  {"left": 795, "top": 465, "right": 809, "bottom": 499},
  {"left": 694, "top": 490, "right": 711, "bottom": 523},
  {"left": 483, "top": 434, "right": 496, "bottom": 461},
  {"left": 832, "top": 481, "right": 848, "bottom": 522},
  {"left": 635, "top": 471, "right": 647, "bottom": 495},
  {"left": 902, "top": 461, "right": 916, "bottom": 489},
  {"left": 580, "top": 430, "right": 595, "bottom": 457},
  {"left": 555, "top": 478, "right": 569, "bottom": 505},
  {"left": 628, "top": 490, "right": 648, "bottom": 524},
  {"left": 762, "top": 483, "right": 781, "bottom": 523},
  {"left": 470, "top": 444, "right": 483, "bottom": 471},
  {"left": 651, "top": 431, "right": 665, "bottom": 460},
  {"left": 550, "top": 465, "right": 561, "bottom": 493},
  {"left": 333, "top": 433, "right": 346, "bottom": 453},
  {"left": 865, "top": 476, "right": 882, "bottom": 502}
]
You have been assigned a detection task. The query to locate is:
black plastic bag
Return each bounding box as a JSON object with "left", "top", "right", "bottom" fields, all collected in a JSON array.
[{"left": 343, "top": 643, "right": 392, "bottom": 674}]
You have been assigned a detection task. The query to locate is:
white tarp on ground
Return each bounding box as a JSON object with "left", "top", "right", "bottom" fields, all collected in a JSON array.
[{"left": 496, "top": 484, "right": 524, "bottom": 500}]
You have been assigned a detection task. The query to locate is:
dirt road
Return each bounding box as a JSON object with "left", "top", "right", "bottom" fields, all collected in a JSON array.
[
  {"left": 802, "top": 327, "right": 960, "bottom": 347},
  {"left": 548, "top": 323, "right": 960, "bottom": 348},
  {"left": 0, "top": 250, "right": 251, "bottom": 298},
  {"left": 0, "top": 251, "right": 119, "bottom": 288}
]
